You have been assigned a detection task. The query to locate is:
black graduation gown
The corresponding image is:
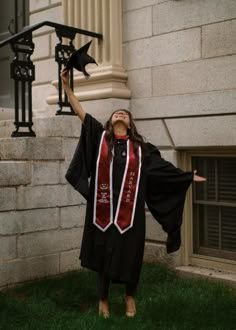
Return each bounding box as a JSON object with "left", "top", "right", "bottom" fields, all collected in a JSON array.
[{"left": 66, "top": 113, "right": 193, "bottom": 285}]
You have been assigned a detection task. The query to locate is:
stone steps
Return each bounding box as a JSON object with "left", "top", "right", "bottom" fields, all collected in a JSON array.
[
  {"left": 0, "top": 136, "right": 66, "bottom": 160},
  {"left": 0, "top": 161, "right": 31, "bottom": 186},
  {"left": 0, "top": 112, "right": 86, "bottom": 289},
  {"left": 0, "top": 115, "right": 81, "bottom": 139}
]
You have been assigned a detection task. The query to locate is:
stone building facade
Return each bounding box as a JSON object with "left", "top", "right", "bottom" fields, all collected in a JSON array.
[{"left": 0, "top": 0, "right": 235, "bottom": 287}]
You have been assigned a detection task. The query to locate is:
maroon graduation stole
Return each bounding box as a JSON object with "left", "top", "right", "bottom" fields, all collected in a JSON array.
[{"left": 93, "top": 131, "right": 142, "bottom": 234}]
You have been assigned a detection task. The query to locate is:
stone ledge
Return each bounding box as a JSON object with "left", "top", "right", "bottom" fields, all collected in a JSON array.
[
  {"left": 176, "top": 266, "right": 236, "bottom": 288},
  {"left": 0, "top": 137, "right": 64, "bottom": 160},
  {"left": 0, "top": 254, "right": 60, "bottom": 287},
  {"left": 17, "top": 228, "right": 83, "bottom": 258},
  {"left": 165, "top": 115, "right": 236, "bottom": 148},
  {"left": 135, "top": 119, "right": 173, "bottom": 147},
  {"left": 0, "top": 116, "right": 81, "bottom": 139},
  {"left": 0, "top": 119, "right": 14, "bottom": 138},
  {"left": 0, "top": 208, "right": 59, "bottom": 235},
  {"left": 131, "top": 89, "right": 236, "bottom": 119},
  {"left": 0, "top": 188, "right": 16, "bottom": 211},
  {"left": 60, "top": 249, "right": 81, "bottom": 273},
  {"left": 34, "top": 116, "right": 81, "bottom": 138},
  {"left": 144, "top": 241, "right": 181, "bottom": 268},
  {"left": 16, "top": 184, "right": 85, "bottom": 210},
  {"left": 0, "top": 161, "right": 31, "bottom": 186}
]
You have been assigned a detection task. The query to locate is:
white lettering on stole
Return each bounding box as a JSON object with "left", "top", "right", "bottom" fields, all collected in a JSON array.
[{"left": 125, "top": 171, "right": 135, "bottom": 203}]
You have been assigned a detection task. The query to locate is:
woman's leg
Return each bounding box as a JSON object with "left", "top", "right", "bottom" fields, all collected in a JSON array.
[
  {"left": 125, "top": 282, "right": 137, "bottom": 317},
  {"left": 125, "top": 282, "right": 137, "bottom": 297},
  {"left": 97, "top": 272, "right": 110, "bottom": 318}
]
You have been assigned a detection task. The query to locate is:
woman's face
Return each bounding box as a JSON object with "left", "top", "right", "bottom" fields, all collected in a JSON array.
[{"left": 111, "top": 110, "right": 130, "bottom": 129}]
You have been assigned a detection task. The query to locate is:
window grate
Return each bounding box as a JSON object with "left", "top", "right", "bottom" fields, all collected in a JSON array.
[{"left": 192, "top": 157, "right": 236, "bottom": 261}]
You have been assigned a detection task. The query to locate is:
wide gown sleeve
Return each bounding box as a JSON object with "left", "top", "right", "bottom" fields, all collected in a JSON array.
[
  {"left": 145, "top": 143, "right": 193, "bottom": 254},
  {"left": 65, "top": 113, "right": 104, "bottom": 199}
]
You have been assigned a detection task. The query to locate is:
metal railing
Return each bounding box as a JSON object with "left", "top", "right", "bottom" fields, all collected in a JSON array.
[{"left": 0, "top": 21, "right": 102, "bottom": 137}]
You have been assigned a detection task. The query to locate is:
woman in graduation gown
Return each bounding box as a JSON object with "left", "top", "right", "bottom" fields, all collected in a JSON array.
[{"left": 61, "top": 70, "right": 206, "bottom": 318}]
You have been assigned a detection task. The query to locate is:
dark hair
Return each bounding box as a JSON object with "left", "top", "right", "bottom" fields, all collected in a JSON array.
[{"left": 104, "top": 109, "right": 146, "bottom": 160}]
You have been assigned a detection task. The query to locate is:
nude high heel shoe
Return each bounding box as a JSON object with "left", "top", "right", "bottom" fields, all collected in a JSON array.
[
  {"left": 125, "top": 296, "right": 136, "bottom": 317},
  {"left": 98, "top": 300, "right": 110, "bottom": 318}
]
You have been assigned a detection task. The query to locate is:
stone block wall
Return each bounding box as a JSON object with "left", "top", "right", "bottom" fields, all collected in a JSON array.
[
  {"left": 0, "top": 116, "right": 85, "bottom": 288},
  {"left": 123, "top": 0, "right": 236, "bottom": 133},
  {"left": 122, "top": 0, "right": 236, "bottom": 262}
]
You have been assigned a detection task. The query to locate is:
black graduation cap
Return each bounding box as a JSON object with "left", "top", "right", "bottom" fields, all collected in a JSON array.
[{"left": 65, "top": 40, "right": 97, "bottom": 78}]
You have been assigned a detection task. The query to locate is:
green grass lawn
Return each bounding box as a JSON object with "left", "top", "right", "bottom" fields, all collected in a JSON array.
[{"left": 0, "top": 263, "right": 235, "bottom": 330}]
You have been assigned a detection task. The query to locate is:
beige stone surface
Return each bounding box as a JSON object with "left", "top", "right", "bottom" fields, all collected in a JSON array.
[
  {"left": 153, "top": 56, "right": 236, "bottom": 97},
  {"left": 202, "top": 20, "right": 236, "bottom": 58},
  {"left": 0, "top": 109, "right": 14, "bottom": 122},
  {"left": 0, "top": 254, "right": 60, "bottom": 287},
  {"left": 31, "top": 137, "right": 64, "bottom": 159},
  {"left": 81, "top": 98, "right": 131, "bottom": 123},
  {"left": 34, "top": 117, "right": 80, "bottom": 137},
  {"left": 30, "top": 6, "right": 63, "bottom": 33},
  {"left": 124, "top": 28, "right": 200, "bottom": 70},
  {"left": 165, "top": 115, "right": 236, "bottom": 148},
  {"left": 60, "top": 161, "right": 70, "bottom": 184},
  {"left": 127, "top": 68, "right": 152, "bottom": 99},
  {"left": 0, "top": 236, "right": 16, "bottom": 260},
  {"left": 0, "top": 119, "right": 15, "bottom": 138},
  {"left": 131, "top": 90, "right": 236, "bottom": 119},
  {"left": 123, "top": 0, "right": 167, "bottom": 12},
  {"left": 63, "top": 137, "right": 80, "bottom": 160},
  {"left": 0, "top": 188, "right": 16, "bottom": 211},
  {"left": 0, "top": 138, "right": 31, "bottom": 160},
  {"left": 123, "top": 7, "right": 152, "bottom": 42},
  {"left": 0, "top": 208, "right": 59, "bottom": 235},
  {"left": 0, "top": 161, "right": 31, "bottom": 186},
  {"left": 34, "top": 58, "right": 58, "bottom": 84},
  {"left": 176, "top": 266, "right": 236, "bottom": 288},
  {"left": 123, "top": 38, "right": 151, "bottom": 70},
  {"left": 16, "top": 184, "right": 85, "bottom": 210},
  {"left": 146, "top": 212, "right": 167, "bottom": 242},
  {"left": 153, "top": 0, "right": 236, "bottom": 35},
  {"left": 159, "top": 150, "right": 177, "bottom": 167},
  {"left": 135, "top": 119, "right": 172, "bottom": 147},
  {"left": 17, "top": 228, "right": 83, "bottom": 258},
  {"left": 50, "top": 31, "right": 59, "bottom": 57},
  {"left": 30, "top": 0, "right": 49, "bottom": 12},
  {"left": 50, "top": 0, "right": 61, "bottom": 5},
  {"left": 4, "top": 115, "right": 77, "bottom": 139},
  {"left": 32, "top": 161, "right": 60, "bottom": 185},
  {"left": 32, "top": 83, "right": 57, "bottom": 110},
  {"left": 151, "top": 28, "right": 201, "bottom": 67},
  {"left": 0, "top": 137, "right": 64, "bottom": 160},
  {"left": 32, "top": 35, "right": 50, "bottom": 60},
  {"left": 144, "top": 242, "right": 178, "bottom": 268},
  {"left": 60, "top": 205, "right": 86, "bottom": 229},
  {"left": 60, "top": 249, "right": 81, "bottom": 273}
]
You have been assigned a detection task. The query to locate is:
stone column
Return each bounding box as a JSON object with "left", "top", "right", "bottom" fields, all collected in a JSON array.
[{"left": 48, "top": 0, "right": 131, "bottom": 104}]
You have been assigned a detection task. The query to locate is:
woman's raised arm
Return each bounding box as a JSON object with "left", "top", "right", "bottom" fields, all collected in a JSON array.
[{"left": 60, "top": 69, "right": 86, "bottom": 123}]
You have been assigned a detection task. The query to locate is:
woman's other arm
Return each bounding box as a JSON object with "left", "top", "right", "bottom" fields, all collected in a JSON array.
[
  {"left": 193, "top": 170, "right": 207, "bottom": 182},
  {"left": 60, "top": 69, "right": 86, "bottom": 123}
]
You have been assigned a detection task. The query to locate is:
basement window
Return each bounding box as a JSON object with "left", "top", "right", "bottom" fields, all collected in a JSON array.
[{"left": 192, "top": 156, "right": 236, "bottom": 261}]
